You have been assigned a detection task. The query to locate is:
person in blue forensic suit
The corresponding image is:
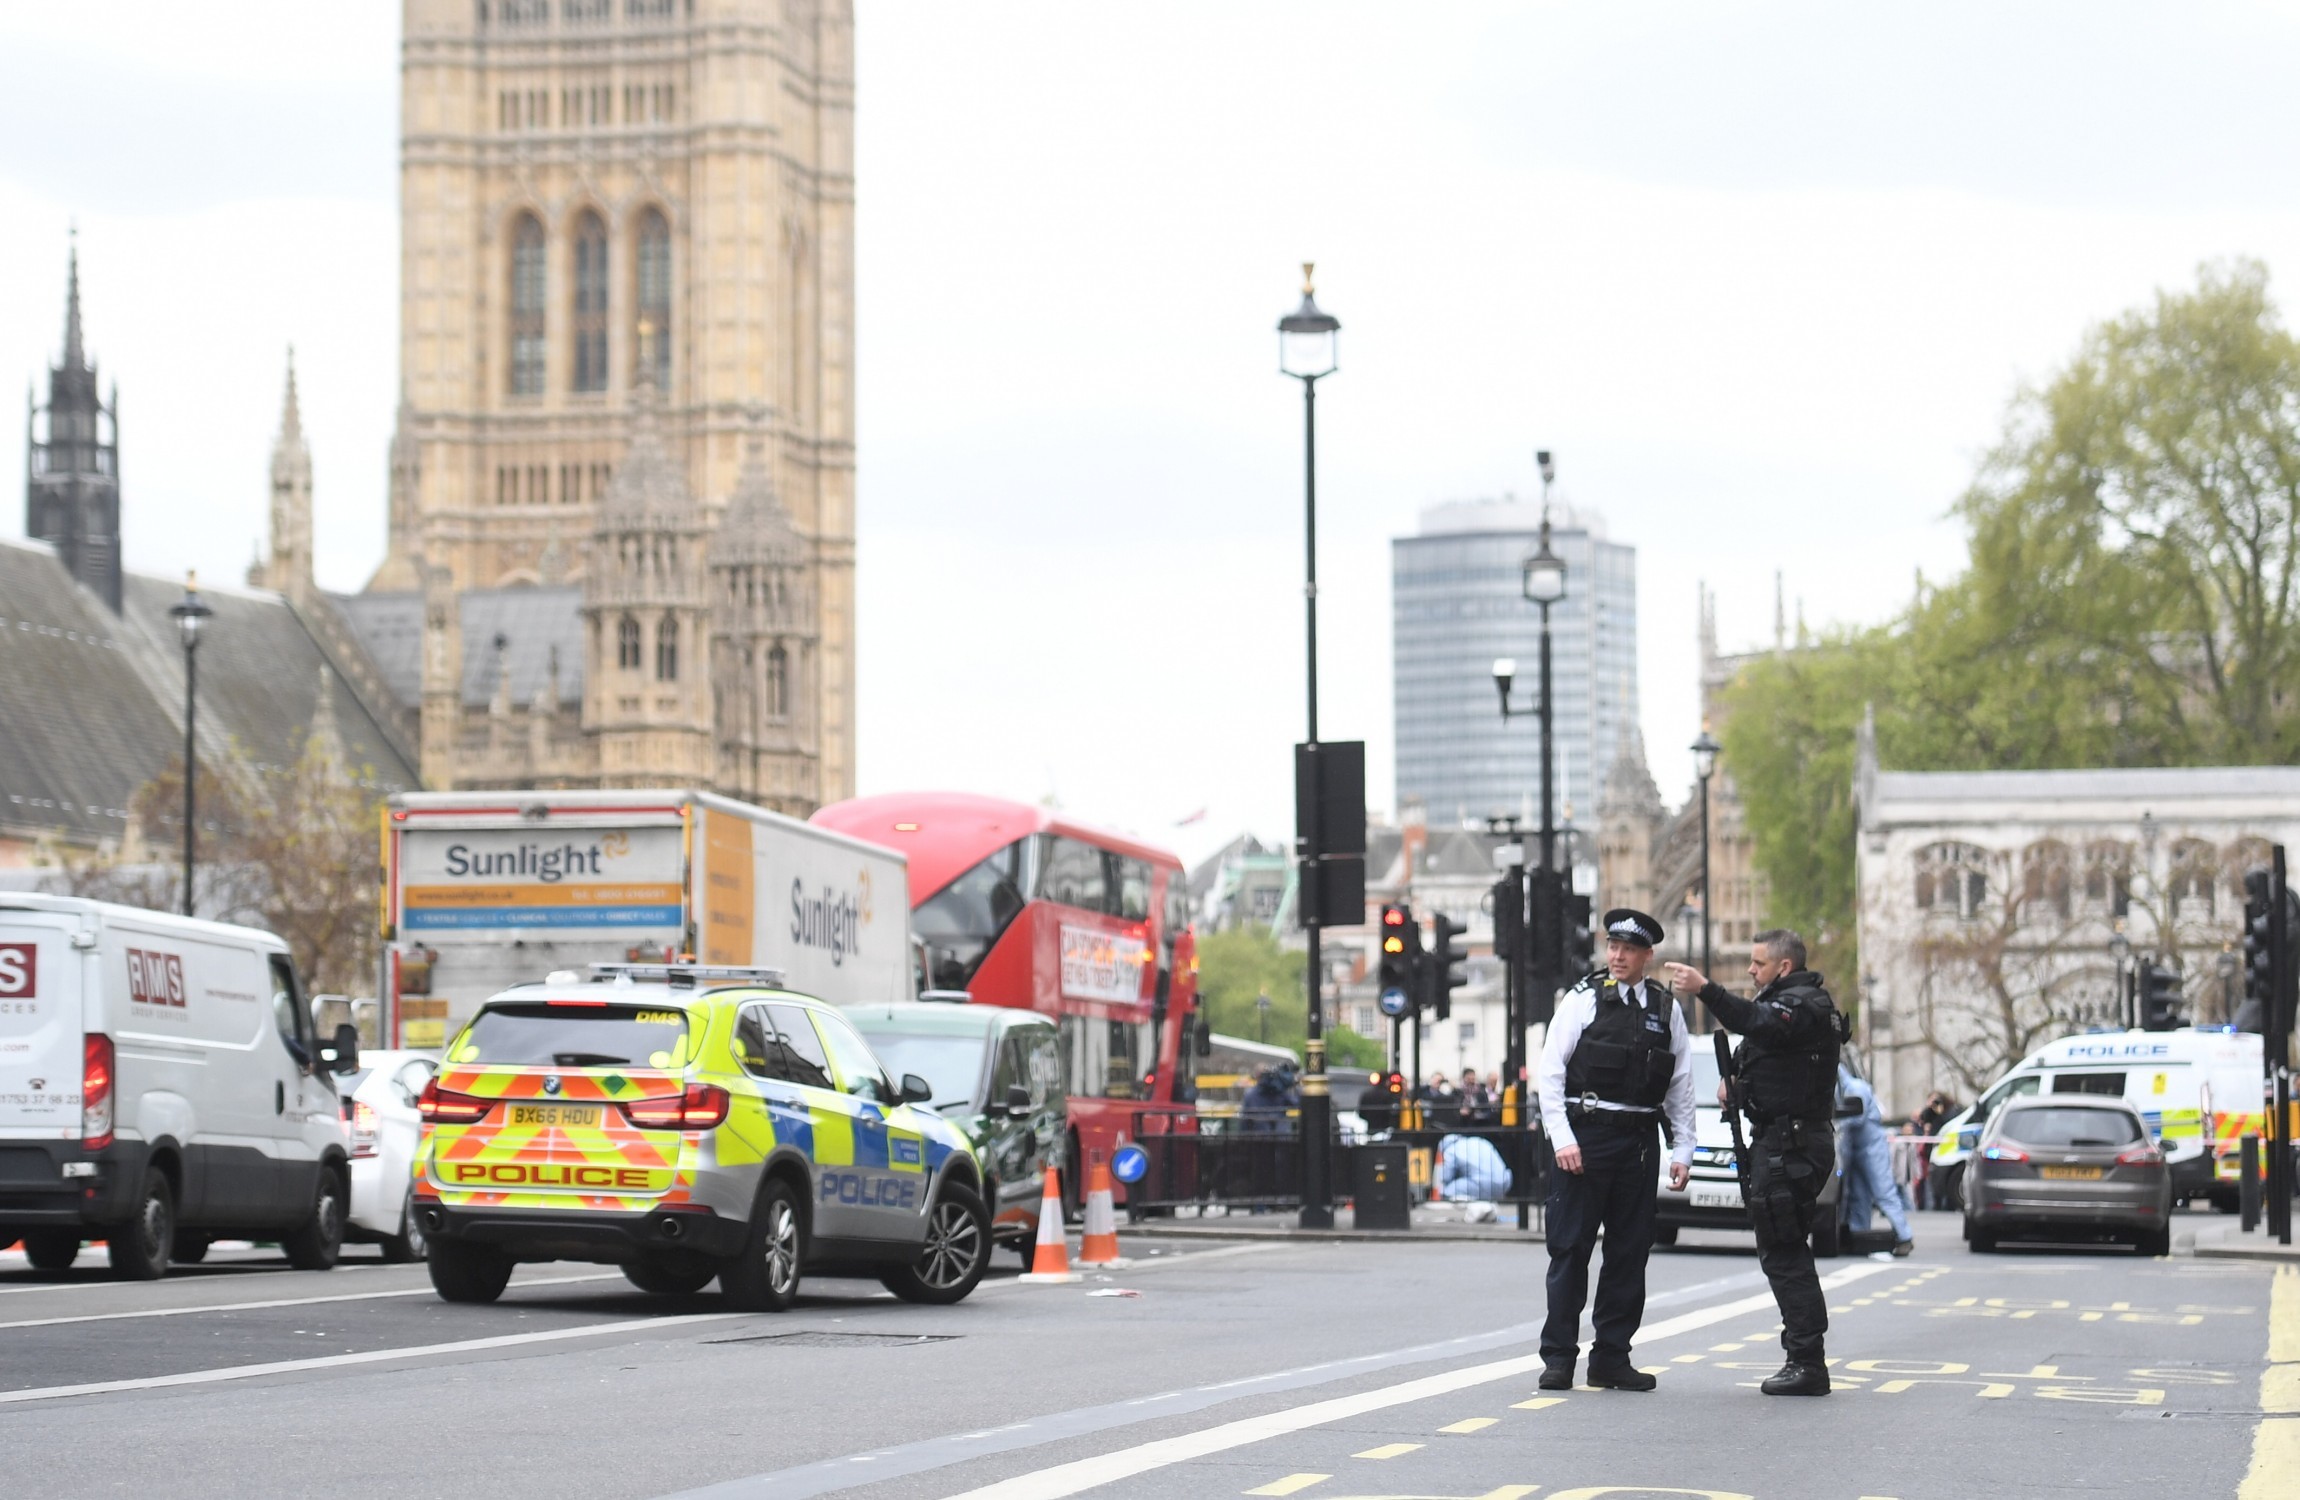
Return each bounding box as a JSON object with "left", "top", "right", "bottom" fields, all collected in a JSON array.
[{"left": 1838, "top": 1065, "right": 1914, "bottom": 1255}]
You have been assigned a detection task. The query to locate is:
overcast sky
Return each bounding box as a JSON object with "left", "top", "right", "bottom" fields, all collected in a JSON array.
[{"left": 8, "top": 2, "right": 2300, "bottom": 868}]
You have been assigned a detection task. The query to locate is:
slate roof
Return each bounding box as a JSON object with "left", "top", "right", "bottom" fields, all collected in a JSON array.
[
  {"left": 334, "top": 586, "right": 585, "bottom": 711},
  {"left": 1870, "top": 765, "right": 2300, "bottom": 805}
]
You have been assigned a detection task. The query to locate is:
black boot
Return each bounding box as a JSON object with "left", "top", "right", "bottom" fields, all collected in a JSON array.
[
  {"left": 1760, "top": 1361, "right": 1830, "bottom": 1396},
  {"left": 1537, "top": 1360, "right": 1574, "bottom": 1391},
  {"left": 1586, "top": 1363, "right": 1658, "bottom": 1392}
]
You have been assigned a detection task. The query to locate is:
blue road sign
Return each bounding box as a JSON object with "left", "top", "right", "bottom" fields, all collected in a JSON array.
[{"left": 1111, "top": 1143, "right": 1149, "bottom": 1184}]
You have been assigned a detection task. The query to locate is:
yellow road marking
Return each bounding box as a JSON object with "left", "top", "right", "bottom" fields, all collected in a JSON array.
[
  {"left": 1509, "top": 1397, "right": 1567, "bottom": 1412},
  {"left": 1351, "top": 1444, "right": 1422, "bottom": 1460},
  {"left": 1244, "top": 1476, "right": 1328, "bottom": 1496},
  {"left": 2241, "top": 1266, "right": 2300, "bottom": 1500},
  {"left": 1708, "top": 1342, "right": 1743, "bottom": 1352},
  {"left": 1437, "top": 1418, "right": 1497, "bottom": 1434},
  {"left": 1671, "top": 1354, "right": 1704, "bottom": 1364}
]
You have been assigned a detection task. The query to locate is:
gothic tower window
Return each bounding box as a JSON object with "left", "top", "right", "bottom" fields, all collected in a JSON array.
[
  {"left": 572, "top": 211, "right": 609, "bottom": 393},
  {"left": 617, "top": 614, "right": 641, "bottom": 669},
  {"left": 510, "top": 214, "right": 547, "bottom": 395},
  {"left": 636, "top": 208, "right": 671, "bottom": 386},
  {"left": 656, "top": 615, "right": 679, "bottom": 681},
  {"left": 766, "top": 643, "right": 789, "bottom": 720}
]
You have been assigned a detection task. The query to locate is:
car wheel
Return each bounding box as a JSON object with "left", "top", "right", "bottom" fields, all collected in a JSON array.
[
  {"left": 2208, "top": 1189, "right": 2238, "bottom": 1215},
  {"left": 720, "top": 1177, "right": 804, "bottom": 1312},
  {"left": 1810, "top": 1214, "right": 1842, "bottom": 1259},
  {"left": 21, "top": 1230, "right": 79, "bottom": 1271},
  {"left": 624, "top": 1257, "right": 719, "bottom": 1295},
  {"left": 2136, "top": 1226, "right": 2172, "bottom": 1258},
  {"left": 882, "top": 1183, "right": 992, "bottom": 1306},
  {"left": 171, "top": 1233, "right": 211, "bottom": 1264},
  {"left": 282, "top": 1167, "right": 347, "bottom": 1271},
  {"left": 1651, "top": 1223, "right": 1679, "bottom": 1247},
  {"left": 108, "top": 1168, "right": 175, "bottom": 1281},
  {"left": 1013, "top": 1232, "right": 1040, "bottom": 1269},
  {"left": 1938, "top": 1163, "right": 1965, "bottom": 1213},
  {"left": 1968, "top": 1226, "right": 1998, "bottom": 1253},
  {"left": 427, "top": 1239, "right": 514, "bottom": 1303},
  {"left": 381, "top": 1188, "right": 428, "bottom": 1264}
]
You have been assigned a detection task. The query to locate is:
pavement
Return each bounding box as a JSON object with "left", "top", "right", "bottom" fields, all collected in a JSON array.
[
  {"left": 2184, "top": 1214, "right": 2300, "bottom": 1262},
  {"left": 0, "top": 1206, "right": 2290, "bottom": 1499}
]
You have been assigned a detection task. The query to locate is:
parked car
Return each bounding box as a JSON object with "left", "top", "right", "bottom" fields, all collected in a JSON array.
[
  {"left": 337, "top": 1050, "right": 438, "bottom": 1261},
  {"left": 848, "top": 1000, "right": 1064, "bottom": 1265},
  {"left": 1962, "top": 1093, "right": 2172, "bottom": 1255}
]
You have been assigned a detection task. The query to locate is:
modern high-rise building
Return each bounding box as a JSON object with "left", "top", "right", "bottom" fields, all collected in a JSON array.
[{"left": 1391, "top": 498, "right": 1638, "bottom": 830}]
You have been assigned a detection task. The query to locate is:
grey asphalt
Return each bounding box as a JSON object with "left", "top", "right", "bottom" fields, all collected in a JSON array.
[{"left": 0, "top": 1208, "right": 2279, "bottom": 1499}]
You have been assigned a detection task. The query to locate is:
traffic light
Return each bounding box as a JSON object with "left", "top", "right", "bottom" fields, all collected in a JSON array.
[
  {"left": 1377, "top": 903, "right": 1419, "bottom": 1019},
  {"left": 1489, "top": 870, "right": 1523, "bottom": 965},
  {"left": 2246, "top": 871, "right": 2276, "bottom": 1017},
  {"left": 1562, "top": 891, "right": 1595, "bottom": 978},
  {"left": 1429, "top": 913, "right": 1468, "bottom": 1022},
  {"left": 2139, "top": 960, "right": 2184, "bottom": 1032},
  {"left": 1525, "top": 868, "right": 1560, "bottom": 985}
]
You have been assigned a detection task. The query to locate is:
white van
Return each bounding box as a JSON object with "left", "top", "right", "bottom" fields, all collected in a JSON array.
[
  {"left": 1929, "top": 1028, "right": 2263, "bottom": 1209},
  {"left": 0, "top": 895, "right": 360, "bottom": 1279}
]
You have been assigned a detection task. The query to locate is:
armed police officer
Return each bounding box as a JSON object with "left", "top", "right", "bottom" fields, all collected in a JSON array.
[
  {"left": 1535, "top": 909, "right": 1696, "bottom": 1393},
  {"left": 1666, "top": 927, "right": 1848, "bottom": 1397}
]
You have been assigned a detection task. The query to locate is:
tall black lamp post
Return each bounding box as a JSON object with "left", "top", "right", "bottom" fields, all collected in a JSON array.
[
  {"left": 1691, "top": 727, "right": 1719, "bottom": 983},
  {"left": 1279, "top": 263, "right": 1340, "bottom": 1229},
  {"left": 169, "top": 574, "right": 214, "bottom": 917}
]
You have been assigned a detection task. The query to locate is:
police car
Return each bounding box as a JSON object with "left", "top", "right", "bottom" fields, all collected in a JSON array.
[{"left": 413, "top": 964, "right": 991, "bottom": 1309}]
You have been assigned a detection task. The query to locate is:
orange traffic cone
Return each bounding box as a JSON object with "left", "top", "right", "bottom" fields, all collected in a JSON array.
[
  {"left": 1078, "top": 1152, "right": 1130, "bottom": 1268},
  {"left": 1018, "top": 1164, "right": 1079, "bottom": 1283}
]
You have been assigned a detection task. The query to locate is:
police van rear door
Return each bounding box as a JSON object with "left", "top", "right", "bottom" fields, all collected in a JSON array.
[{"left": 0, "top": 908, "right": 80, "bottom": 1139}]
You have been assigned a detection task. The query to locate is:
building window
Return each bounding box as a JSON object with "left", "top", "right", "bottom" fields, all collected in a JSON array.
[
  {"left": 636, "top": 208, "right": 671, "bottom": 387},
  {"left": 2082, "top": 841, "right": 2132, "bottom": 916},
  {"left": 655, "top": 615, "right": 678, "bottom": 681},
  {"left": 616, "top": 614, "right": 641, "bottom": 670},
  {"left": 509, "top": 214, "right": 546, "bottom": 395},
  {"left": 1915, "top": 842, "right": 1988, "bottom": 920},
  {"left": 2019, "top": 840, "right": 2073, "bottom": 922},
  {"left": 765, "top": 643, "right": 789, "bottom": 719},
  {"left": 571, "top": 211, "right": 608, "bottom": 393},
  {"left": 2170, "top": 838, "right": 2216, "bottom": 916}
]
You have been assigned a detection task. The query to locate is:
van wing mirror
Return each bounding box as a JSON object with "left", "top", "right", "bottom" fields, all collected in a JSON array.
[
  {"left": 320, "top": 1023, "right": 361, "bottom": 1076},
  {"left": 899, "top": 1072, "right": 933, "bottom": 1105},
  {"left": 1005, "top": 1083, "right": 1033, "bottom": 1116}
]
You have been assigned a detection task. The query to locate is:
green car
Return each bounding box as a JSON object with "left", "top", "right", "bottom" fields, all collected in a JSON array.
[{"left": 850, "top": 1001, "right": 1064, "bottom": 1264}]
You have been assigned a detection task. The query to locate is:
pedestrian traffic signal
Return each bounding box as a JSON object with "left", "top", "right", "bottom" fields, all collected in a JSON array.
[
  {"left": 1378, "top": 903, "right": 1419, "bottom": 1017},
  {"left": 1429, "top": 913, "right": 1468, "bottom": 1023},
  {"left": 2139, "top": 959, "right": 2184, "bottom": 1032}
]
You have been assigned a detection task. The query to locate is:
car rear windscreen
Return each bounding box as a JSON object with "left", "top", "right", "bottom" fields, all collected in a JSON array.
[
  {"left": 453, "top": 1002, "right": 691, "bottom": 1069},
  {"left": 2000, "top": 1107, "right": 2144, "bottom": 1148}
]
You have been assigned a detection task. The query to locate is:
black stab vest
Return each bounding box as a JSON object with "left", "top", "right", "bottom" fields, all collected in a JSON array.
[{"left": 1562, "top": 978, "right": 1674, "bottom": 1108}]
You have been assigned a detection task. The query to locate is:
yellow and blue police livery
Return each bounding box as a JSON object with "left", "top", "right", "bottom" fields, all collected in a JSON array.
[{"left": 413, "top": 963, "right": 990, "bottom": 1310}]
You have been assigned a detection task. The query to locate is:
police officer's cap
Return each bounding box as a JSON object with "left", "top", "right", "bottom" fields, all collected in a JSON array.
[{"left": 1602, "top": 908, "right": 1664, "bottom": 948}]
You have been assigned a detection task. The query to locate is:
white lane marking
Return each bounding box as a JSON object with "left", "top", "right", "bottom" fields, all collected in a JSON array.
[
  {"left": 0, "top": 1310, "right": 749, "bottom": 1406},
  {"left": 0, "top": 1272, "right": 624, "bottom": 1331},
  {"left": 943, "top": 1262, "right": 1895, "bottom": 1500},
  {"left": 0, "top": 1260, "right": 410, "bottom": 1296},
  {"left": 973, "top": 1240, "right": 1278, "bottom": 1293}
]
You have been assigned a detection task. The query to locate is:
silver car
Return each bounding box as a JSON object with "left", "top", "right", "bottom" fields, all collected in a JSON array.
[{"left": 1962, "top": 1094, "right": 2172, "bottom": 1255}]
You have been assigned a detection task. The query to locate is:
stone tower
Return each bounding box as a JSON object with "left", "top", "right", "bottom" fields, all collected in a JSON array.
[
  {"left": 253, "top": 351, "right": 315, "bottom": 601},
  {"left": 583, "top": 383, "right": 712, "bottom": 785},
  {"left": 710, "top": 426, "right": 818, "bottom": 814},
  {"left": 386, "top": 0, "right": 857, "bottom": 803},
  {"left": 25, "top": 241, "right": 123, "bottom": 612}
]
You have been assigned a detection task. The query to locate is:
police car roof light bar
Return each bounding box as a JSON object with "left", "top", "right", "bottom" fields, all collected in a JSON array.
[{"left": 586, "top": 962, "right": 789, "bottom": 991}]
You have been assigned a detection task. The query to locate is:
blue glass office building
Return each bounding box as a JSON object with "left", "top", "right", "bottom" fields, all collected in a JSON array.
[{"left": 1392, "top": 500, "right": 1638, "bottom": 826}]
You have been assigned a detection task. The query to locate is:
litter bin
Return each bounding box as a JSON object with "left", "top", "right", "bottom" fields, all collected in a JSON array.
[{"left": 1353, "top": 1142, "right": 1413, "bottom": 1231}]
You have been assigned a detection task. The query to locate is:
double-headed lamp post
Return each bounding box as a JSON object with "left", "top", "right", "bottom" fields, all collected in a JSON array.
[
  {"left": 1691, "top": 727, "right": 1720, "bottom": 985},
  {"left": 168, "top": 574, "right": 214, "bottom": 918},
  {"left": 1279, "top": 263, "right": 1340, "bottom": 1230}
]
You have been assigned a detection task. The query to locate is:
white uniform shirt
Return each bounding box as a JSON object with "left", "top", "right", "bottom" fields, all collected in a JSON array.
[{"left": 1537, "top": 973, "right": 1698, "bottom": 1169}]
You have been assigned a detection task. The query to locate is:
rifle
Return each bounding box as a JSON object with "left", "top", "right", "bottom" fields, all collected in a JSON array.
[
  {"left": 1715, "top": 1026, "right": 1803, "bottom": 1247},
  {"left": 1714, "top": 1030, "right": 1757, "bottom": 1211}
]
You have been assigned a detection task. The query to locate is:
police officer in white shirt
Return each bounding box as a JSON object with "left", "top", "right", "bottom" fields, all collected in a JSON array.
[{"left": 1534, "top": 908, "right": 1697, "bottom": 1392}]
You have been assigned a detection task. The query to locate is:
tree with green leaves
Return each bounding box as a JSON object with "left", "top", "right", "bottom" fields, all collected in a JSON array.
[{"left": 1193, "top": 926, "right": 1384, "bottom": 1069}]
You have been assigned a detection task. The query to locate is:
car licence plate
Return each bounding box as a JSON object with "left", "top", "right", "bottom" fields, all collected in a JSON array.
[
  {"left": 1691, "top": 1183, "right": 1742, "bottom": 1209},
  {"left": 507, "top": 1104, "right": 601, "bottom": 1128},
  {"left": 2039, "top": 1165, "right": 2103, "bottom": 1180}
]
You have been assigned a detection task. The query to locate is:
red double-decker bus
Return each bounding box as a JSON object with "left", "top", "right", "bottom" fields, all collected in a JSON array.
[{"left": 811, "top": 792, "right": 1199, "bottom": 1202}]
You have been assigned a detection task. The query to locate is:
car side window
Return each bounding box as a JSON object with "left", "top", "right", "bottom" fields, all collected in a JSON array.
[
  {"left": 734, "top": 1007, "right": 777, "bottom": 1078},
  {"left": 269, "top": 954, "right": 314, "bottom": 1063},
  {"left": 808, "top": 1008, "right": 895, "bottom": 1105},
  {"left": 990, "top": 1033, "right": 1026, "bottom": 1103},
  {"left": 764, "top": 1003, "right": 835, "bottom": 1091},
  {"left": 1029, "top": 1028, "right": 1062, "bottom": 1107}
]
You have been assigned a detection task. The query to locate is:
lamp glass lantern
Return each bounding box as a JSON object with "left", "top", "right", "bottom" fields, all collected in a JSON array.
[
  {"left": 170, "top": 583, "right": 213, "bottom": 650},
  {"left": 1277, "top": 264, "right": 1340, "bottom": 380},
  {"left": 1521, "top": 536, "right": 1566, "bottom": 607},
  {"left": 1691, "top": 728, "right": 1720, "bottom": 782}
]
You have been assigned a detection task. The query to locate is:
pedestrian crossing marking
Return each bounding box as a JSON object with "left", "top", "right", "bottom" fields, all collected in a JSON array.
[
  {"left": 1509, "top": 1397, "right": 1567, "bottom": 1411},
  {"left": 1244, "top": 1475, "right": 1329, "bottom": 1496},
  {"left": 1437, "top": 1417, "right": 1497, "bottom": 1434},
  {"left": 1351, "top": 1444, "right": 1423, "bottom": 1460}
]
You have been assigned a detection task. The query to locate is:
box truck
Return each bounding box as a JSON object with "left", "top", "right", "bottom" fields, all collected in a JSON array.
[{"left": 380, "top": 790, "right": 911, "bottom": 1048}]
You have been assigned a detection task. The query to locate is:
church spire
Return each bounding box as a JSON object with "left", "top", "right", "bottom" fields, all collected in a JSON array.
[
  {"left": 61, "top": 232, "right": 86, "bottom": 372},
  {"left": 261, "top": 346, "right": 315, "bottom": 601},
  {"left": 27, "top": 231, "right": 122, "bottom": 611}
]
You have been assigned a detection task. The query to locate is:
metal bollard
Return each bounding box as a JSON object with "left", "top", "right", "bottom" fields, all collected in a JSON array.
[{"left": 2241, "top": 1134, "right": 2262, "bottom": 1232}]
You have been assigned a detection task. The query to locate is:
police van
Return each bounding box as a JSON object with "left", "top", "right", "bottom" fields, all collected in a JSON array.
[
  {"left": 0, "top": 895, "right": 361, "bottom": 1278},
  {"left": 1929, "top": 1028, "right": 2263, "bottom": 1209},
  {"left": 414, "top": 964, "right": 990, "bottom": 1308}
]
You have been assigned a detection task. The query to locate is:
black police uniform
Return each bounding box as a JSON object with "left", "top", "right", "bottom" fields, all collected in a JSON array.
[
  {"left": 1538, "top": 909, "right": 1686, "bottom": 1391},
  {"left": 1698, "top": 968, "right": 1846, "bottom": 1389}
]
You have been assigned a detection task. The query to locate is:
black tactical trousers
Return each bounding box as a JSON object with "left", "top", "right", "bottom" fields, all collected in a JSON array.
[
  {"left": 1747, "top": 1117, "right": 1834, "bottom": 1364},
  {"left": 1542, "top": 1113, "right": 1659, "bottom": 1369}
]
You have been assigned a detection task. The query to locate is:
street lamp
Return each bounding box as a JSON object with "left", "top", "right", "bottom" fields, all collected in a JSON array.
[
  {"left": 168, "top": 574, "right": 214, "bottom": 918},
  {"left": 2110, "top": 925, "right": 2133, "bottom": 1029},
  {"left": 1278, "top": 263, "right": 1340, "bottom": 1230},
  {"left": 1691, "top": 726, "right": 1720, "bottom": 982}
]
